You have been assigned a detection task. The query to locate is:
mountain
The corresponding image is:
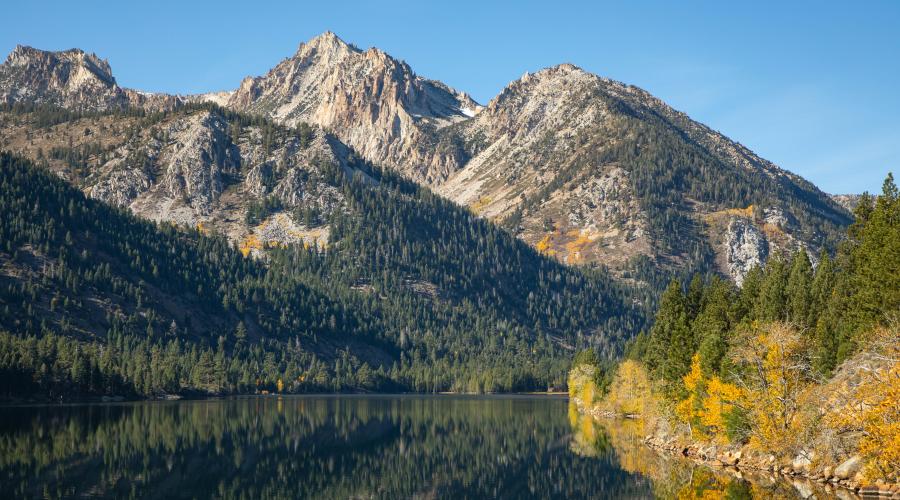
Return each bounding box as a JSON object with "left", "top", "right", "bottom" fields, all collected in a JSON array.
[
  {"left": 221, "top": 32, "right": 481, "bottom": 184},
  {"left": 433, "top": 64, "right": 851, "bottom": 283},
  {"left": 830, "top": 193, "right": 865, "bottom": 212},
  {"left": 0, "top": 35, "right": 852, "bottom": 285},
  {"left": 0, "top": 33, "right": 860, "bottom": 399},
  {"left": 0, "top": 101, "right": 361, "bottom": 252},
  {"left": 0, "top": 45, "right": 181, "bottom": 112},
  {"left": 206, "top": 35, "right": 850, "bottom": 283}
]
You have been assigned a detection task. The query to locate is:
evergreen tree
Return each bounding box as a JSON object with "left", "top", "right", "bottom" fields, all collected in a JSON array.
[
  {"left": 686, "top": 274, "right": 705, "bottom": 322},
  {"left": 735, "top": 265, "right": 763, "bottom": 321},
  {"left": 694, "top": 276, "right": 732, "bottom": 376},
  {"left": 785, "top": 250, "right": 813, "bottom": 330},
  {"left": 810, "top": 252, "right": 839, "bottom": 374},
  {"left": 754, "top": 257, "right": 788, "bottom": 322},
  {"left": 643, "top": 280, "right": 693, "bottom": 393}
]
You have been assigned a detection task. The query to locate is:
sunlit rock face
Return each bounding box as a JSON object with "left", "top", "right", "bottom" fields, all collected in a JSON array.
[
  {"left": 724, "top": 217, "right": 769, "bottom": 286},
  {"left": 224, "top": 32, "right": 481, "bottom": 184},
  {"left": 0, "top": 106, "right": 356, "bottom": 251}
]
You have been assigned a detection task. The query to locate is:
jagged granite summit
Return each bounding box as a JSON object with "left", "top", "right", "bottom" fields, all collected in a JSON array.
[{"left": 222, "top": 32, "right": 482, "bottom": 183}]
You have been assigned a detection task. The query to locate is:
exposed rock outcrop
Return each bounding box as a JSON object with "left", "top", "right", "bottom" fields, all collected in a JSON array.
[
  {"left": 831, "top": 193, "right": 866, "bottom": 212},
  {"left": 724, "top": 217, "right": 769, "bottom": 286},
  {"left": 0, "top": 107, "right": 359, "bottom": 248},
  {"left": 158, "top": 111, "right": 239, "bottom": 211}
]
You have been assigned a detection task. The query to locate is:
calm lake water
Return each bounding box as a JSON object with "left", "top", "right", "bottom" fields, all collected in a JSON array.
[{"left": 0, "top": 395, "right": 836, "bottom": 499}]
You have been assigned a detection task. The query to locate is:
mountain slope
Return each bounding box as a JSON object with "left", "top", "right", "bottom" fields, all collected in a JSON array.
[
  {"left": 0, "top": 38, "right": 851, "bottom": 285},
  {"left": 211, "top": 36, "right": 850, "bottom": 283},
  {"left": 434, "top": 64, "right": 851, "bottom": 283},
  {"left": 0, "top": 102, "right": 361, "bottom": 252},
  {"left": 0, "top": 128, "right": 643, "bottom": 397}
]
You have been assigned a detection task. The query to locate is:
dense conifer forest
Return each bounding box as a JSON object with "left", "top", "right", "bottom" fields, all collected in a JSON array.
[{"left": 0, "top": 150, "right": 645, "bottom": 399}]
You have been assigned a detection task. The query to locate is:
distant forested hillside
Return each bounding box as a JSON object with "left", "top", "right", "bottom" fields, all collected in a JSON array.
[{"left": 0, "top": 151, "right": 645, "bottom": 399}]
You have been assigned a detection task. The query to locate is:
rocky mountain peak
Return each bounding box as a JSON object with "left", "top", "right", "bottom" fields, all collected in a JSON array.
[
  {"left": 295, "top": 30, "right": 360, "bottom": 64},
  {"left": 0, "top": 36, "right": 850, "bottom": 285},
  {"left": 1, "top": 45, "right": 121, "bottom": 101},
  {"left": 0, "top": 45, "right": 185, "bottom": 112},
  {"left": 224, "top": 32, "right": 480, "bottom": 182},
  {"left": 439, "top": 62, "right": 849, "bottom": 280},
  {"left": 5, "top": 45, "right": 116, "bottom": 85}
]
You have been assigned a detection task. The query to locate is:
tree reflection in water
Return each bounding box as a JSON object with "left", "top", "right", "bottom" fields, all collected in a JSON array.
[
  {"left": 0, "top": 397, "right": 844, "bottom": 499},
  {"left": 1, "top": 396, "right": 654, "bottom": 499},
  {"left": 567, "top": 404, "right": 844, "bottom": 499}
]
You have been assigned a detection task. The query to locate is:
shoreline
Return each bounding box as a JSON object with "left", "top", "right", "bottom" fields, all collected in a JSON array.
[
  {"left": 575, "top": 401, "right": 900, "bottom": 498},
  {"left": 641, "top": 433, "right": 899, "bottom": 499},
  {"left": 0, "top": 391, "right": 569, "bottom": 407}
]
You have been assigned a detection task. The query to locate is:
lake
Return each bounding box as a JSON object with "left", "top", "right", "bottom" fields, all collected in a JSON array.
[{"left": 0, "top": 395, "right": 838, "bottom": 498}]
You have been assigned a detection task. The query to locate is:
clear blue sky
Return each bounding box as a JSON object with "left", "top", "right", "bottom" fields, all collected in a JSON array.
[{"left": 4, "top": 1, "right": 898, "bottom": 195}]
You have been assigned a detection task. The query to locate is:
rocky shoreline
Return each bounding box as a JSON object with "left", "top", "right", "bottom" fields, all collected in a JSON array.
[
  {"left": 575, "top": 401, "right": 899, "bottom": 498},
  {"left": 642, "top": 434, "right": 898, "bottom": 499}
]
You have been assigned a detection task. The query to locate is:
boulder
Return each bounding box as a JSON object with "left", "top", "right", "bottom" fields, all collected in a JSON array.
[
  {"left": 834, "top": 455, "right": 863, "bottom": 480},
  {"left": 792, "top": 479, "right": 814, "bottom": 499},
  {"left": 791, "top": 450, "right": 814, "bottom": 473}
]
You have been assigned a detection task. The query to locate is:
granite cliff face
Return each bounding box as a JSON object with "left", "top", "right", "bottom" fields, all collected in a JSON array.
[
  {"left": 223, "top": 32, "right": 481, "bottom": 183},
  {"left": 723, "top": 218, "right": 769, "bottom": 286},
  {"left": 437, "top": 65, "right": 653, "bottom": 267}
]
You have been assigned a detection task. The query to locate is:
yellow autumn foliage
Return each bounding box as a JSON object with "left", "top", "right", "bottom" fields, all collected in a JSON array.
[
  {"left": 853, "top": 361, "right": 900, "bottom": 479},
  {"left": 675, "top": 354, "right": 706, "bottom": 439},
  {"left": 603, "top": 359, "right": 656, "bottom": 417},
  {"left": 825, "top": 325, "right": 900, "bottom": 480},
  {"left": 535, "top": 234, "right": 554, "bottom": 255},
  {"left": 701, "top": 376, "right": 743, "bottom": 437},
  {"left": 729, "top": 323, "right": 814, "bottom": 453},
  {"left": 239, "top": 234, "right": 263, "bottom": 257},
  {"left": 469, "top": 196, "right": 492, "bottom": 214},
  {"left": 675, "top": 354, "right": 745, "bottom": 443},
  {"left": 570, "top": 320, "right": 898, "bottom": 481},
  {"left": 568, "top": 364, "right": 601, "bottom": 407},
  {"left": 703, "top": 205, "right": 754, "bottom": 225}
]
